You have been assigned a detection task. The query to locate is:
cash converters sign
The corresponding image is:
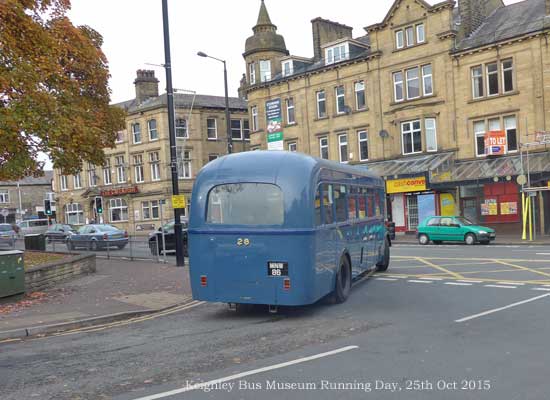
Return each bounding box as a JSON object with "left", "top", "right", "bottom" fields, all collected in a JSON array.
[
  {"left": 386, "top": 177, "right": 427, "bottom": 194},
  {"left": 484, "top": 130, "right": 507, "bottom": 156}
]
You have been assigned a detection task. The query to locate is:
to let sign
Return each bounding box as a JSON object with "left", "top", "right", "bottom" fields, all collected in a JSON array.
[{"left": 484, "top": 130, "right": 507, "bottom": 156}]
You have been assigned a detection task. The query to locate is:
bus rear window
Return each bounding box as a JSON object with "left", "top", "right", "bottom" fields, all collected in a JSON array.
[{"left": 207, "top": 183, "right": 284, "bottom": 225}]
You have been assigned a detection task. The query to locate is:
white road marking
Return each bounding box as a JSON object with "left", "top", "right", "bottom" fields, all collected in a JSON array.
[
  {"left": 387, "top": 276, "right": 407, "bottom": 279},
  {"left": 484, "top": 284, "right": 517, "bottom": 289},
  {"left": 375, "top": 278, "right": 398, "bottom": 281},
  {"left": 457, "top": 280, "right": 483, "bottom": 283},
  {"left": 421, "top": 277, "right": 443, "bottom": 281},
  {"left": 535, "top": 253, "right": 550, "bottom": 256},
  {"left": 497, "top": 282, "right": 525, "bottom": 286},
  {"left": 455, "top": 293, "right": 550, "bottom": 323},
  {"left": 445, "top": 282, "right": 472, "bottom": 286},
  {"left": 408, "top": 280, "right": 433, "bottom": 284},
  {"left": 532, "top": 288, "right": 550, "bottom": 292},
  {"left": 131, "top": 346, "right": 359, "bottom": 400}
]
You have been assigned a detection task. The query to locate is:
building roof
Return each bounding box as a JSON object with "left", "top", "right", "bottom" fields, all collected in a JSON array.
[
  {"left": 256, "top": 0, "right": 274, "bottom": 27},
  {"left": 0, "top": 171, "right": 53, "bottom": 186},
  {"left": 113, "top": 93, "right": 247, "bottom": 114},
  {"left": 456, "top": 0, "right": 549, "bottom": 51}
]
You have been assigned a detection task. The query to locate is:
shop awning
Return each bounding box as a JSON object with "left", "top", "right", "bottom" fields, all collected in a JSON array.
[
  {"left": 363, "top": 152, "right": 454, "bottom": 178},
  {"left": 430, "top": 151, "right": 550, "bottom": 184}
]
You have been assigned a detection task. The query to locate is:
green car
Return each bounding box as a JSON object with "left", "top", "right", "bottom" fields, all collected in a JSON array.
[{"left": 417, "top": 216, "right": 496, "bottom": 245}]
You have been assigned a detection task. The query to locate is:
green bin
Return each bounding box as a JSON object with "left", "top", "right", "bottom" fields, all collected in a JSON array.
[
  {"left": 24, "top": 234, "right": 46, "bottom": 251},
  {"left": 0, "top": 250, "right": 25, "bottom": 298}
]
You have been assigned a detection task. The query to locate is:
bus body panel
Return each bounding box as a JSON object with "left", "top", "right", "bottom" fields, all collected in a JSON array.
[{"left": 189, "top": 151, "right": 386, "bottom": 307}]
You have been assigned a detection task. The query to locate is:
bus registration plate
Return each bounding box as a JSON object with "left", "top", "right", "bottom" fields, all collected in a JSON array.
[{"left": 268, "top": 262, "right": 288, "bottom": 276}]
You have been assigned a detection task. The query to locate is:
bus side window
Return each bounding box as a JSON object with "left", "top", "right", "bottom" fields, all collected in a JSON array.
[
  {"left": 348, "top": 187, "right": 358, "bottom": 220},
  {"left": 334, "top": 185, "right": 348, "bottom": 223},
  {"left": 314, "top": 187, "right": 322, "bottom": 226},
  {"left": 358, "top": 188, "right": 367, "bottom": 219},
  {"left": 323, "top": 184, "right": 334, "bottom": 224},
  {"left": 374, "top": 190, "right": 381, "bottom": 217},
  {"left": 366, "top": 191, "right": 374, "bottom": 218}
]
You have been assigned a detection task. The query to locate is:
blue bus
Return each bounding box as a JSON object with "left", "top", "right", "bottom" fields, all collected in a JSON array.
[{"left": 188, "top": 151, "right": 390, "bottom": 309}]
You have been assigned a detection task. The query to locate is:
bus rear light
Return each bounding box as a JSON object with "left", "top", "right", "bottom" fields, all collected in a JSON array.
[
  {"left": 200, "top": 275, "right": 208, "bottom": 287},
  {"left": 283, "top": 278, "right": 291, "bottom": 290}
]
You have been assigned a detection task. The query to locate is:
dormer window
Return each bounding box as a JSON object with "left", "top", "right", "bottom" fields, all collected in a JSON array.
[
  {"left": 325, "top": 43, "right": 349, "bottom": 65},
  {"left": 260, "top": 60, "right": 271, "bottom": 82},
  {"left": 395, "top": 23, "right": 425, "bottom": 50},
  {"left": 282, "top": 60, "right": 293, "bottom": 77}
]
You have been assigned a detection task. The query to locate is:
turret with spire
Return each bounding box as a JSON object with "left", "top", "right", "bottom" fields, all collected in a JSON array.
[{"left": 243, "top": 0, "right": 289, "bottom": 86}]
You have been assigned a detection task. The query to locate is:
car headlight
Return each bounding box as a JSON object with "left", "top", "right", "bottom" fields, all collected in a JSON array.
[{"left": 478, "top": 230, "right": 487, "bottom": 234}]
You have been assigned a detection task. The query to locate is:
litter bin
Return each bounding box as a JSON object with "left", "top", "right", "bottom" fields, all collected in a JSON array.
[
  {"left": 24, "top": 234, "right": 46, "bottom": 251},
  {"left": 0, "top": 250, "right": 25, "bottom": 298}
]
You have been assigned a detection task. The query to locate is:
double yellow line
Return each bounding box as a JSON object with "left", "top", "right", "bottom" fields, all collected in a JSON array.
[{"left": 0, "top": 300, "right": 205, "bottom": 344}]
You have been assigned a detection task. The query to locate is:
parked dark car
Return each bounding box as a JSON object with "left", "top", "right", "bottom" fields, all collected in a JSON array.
[
  {"left": 148, "top": 219, "right": 188, "bottom": 256},
  {"left": 45, "top": 224, "right": 76, "bottom": 243},
  {"left": 67, "top": 224, "right": 128, "bottom": 251},
  {"left": 0, "top": 224, "right": 17, "bottom": 248}
]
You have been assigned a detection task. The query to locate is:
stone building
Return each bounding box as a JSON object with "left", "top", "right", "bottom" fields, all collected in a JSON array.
[
  {"left": 54, "top": 70, "right": 249, "bottom": 234},
  {"left": 0, "top": 172, "right": 55, "bottom": 223},
  {"left": 241, "top": 0, "right": 550, "bottom": 236}
]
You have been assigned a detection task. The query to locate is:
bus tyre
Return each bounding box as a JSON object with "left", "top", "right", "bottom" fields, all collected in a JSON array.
[
  {"left": 376, "top": 237, "right": 390, "bottom": 272},
  {"left": 334, "top": 256, "right": 351, "bottom": 304}
]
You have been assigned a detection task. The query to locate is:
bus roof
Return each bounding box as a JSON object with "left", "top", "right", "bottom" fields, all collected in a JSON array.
[{"left": 199, "top": 151, "right": 382, "bottom": 184}]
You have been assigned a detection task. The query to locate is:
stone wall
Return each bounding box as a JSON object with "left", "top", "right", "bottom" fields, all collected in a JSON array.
[{"left": 25, "top": 253, "right": 96, "bottom": 292}]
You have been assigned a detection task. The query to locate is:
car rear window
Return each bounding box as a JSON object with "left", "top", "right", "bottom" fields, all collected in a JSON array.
[
  {"left": 0, "top": 225, "right": 12, "bottom": 232},
  {"left": 207, "top": 183, "right": 284, "bottom": 226},
  {"left": 97, "top": 225, "right": 119, "bottom": 232}
]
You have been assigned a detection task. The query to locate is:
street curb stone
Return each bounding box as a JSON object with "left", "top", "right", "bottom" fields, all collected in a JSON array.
[{"left": 0, "top": 299, "right": 193, "bottom": 341}]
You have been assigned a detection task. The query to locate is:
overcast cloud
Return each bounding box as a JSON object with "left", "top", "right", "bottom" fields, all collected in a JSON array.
[
  {"left": 38, "top": 0, "right": 523, "bottom": 170},
  {"left": 67, "top": 0, "right": 524, "bottom": 104}
]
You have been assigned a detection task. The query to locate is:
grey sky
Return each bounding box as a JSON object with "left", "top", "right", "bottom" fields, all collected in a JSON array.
[
  {"left": 38, "top": 0, "right": 523, "bottom": 170},
  {"left": 68, "top": 0, "right": 523, "bottom": 104}
]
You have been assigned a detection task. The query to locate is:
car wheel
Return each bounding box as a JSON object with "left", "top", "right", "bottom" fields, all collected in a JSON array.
[
  {"left": 376, "top": 237, "right": 390, "bottom": 272},
  {"left": 465, "top": 233, "right": 476, "bottom": 245},
  {"left": 334, "top": 256, "right": 352, "bottom": 304},
  {"left": 418, "top": 234, "right": 430, "bottom": 245}
]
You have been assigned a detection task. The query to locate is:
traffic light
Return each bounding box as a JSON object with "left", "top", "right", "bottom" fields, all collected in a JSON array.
[
  {"left": 44, "top": 199, "right": 52, "bottom": 216},
  {"left": 95, "top": 196, "right": 103, "bottom": 214}
]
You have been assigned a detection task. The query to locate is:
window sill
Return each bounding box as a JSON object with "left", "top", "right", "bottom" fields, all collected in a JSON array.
[
  {"left": 468, "top": 90, "right": 519, "bottom": 104},
  {"left": 332, "top": 113, "right": 349, "bottom": 119},
  {"left": 251, "top": 129, "right": 264, "bottom": 134},
  {"left": 352, "top": 107, "right": 369, "bottom": 114},
  {"left": 390, "top": 94, "right": 438, "bottom": 107},
  {"left": 392, "top": 41, "right": 428, "bottom": 53},
  {"left": 314, "top": 116, "right": 329, "bottom": 122},
  {"left": 207, "top": 138, "right": 218, "bottom": 141},
  {"left": 284, "top": 123, "right": 297, "bottom": 128},
  {"left": 149, "top": 138, "right": 159, "bottom": 142}
]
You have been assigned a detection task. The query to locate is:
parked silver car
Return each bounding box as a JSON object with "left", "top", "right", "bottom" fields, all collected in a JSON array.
[
  {"left": 18, "top": 219, "right": 50, "bottom": 236},
  {"left": 67, "top": 224, "right": 128, "bottom": 251},
  {"left": 0, "top": 224, "right": 17, "bottom": 248}
]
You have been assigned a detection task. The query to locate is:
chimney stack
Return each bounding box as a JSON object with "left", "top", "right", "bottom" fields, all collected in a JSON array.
[
  {"left": 311, "top": 18, "right": 353, "bottom": 61},
  {"left": 458, "top": 0, "right": 504, "bottom": 38},
  {"left": 134, "top": 70, "right": 159, "bottom": 104}
]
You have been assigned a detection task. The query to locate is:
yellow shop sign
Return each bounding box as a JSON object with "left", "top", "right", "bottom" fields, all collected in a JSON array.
[{"left": 386, "top": 177, "right": 427, "bottom": 194}]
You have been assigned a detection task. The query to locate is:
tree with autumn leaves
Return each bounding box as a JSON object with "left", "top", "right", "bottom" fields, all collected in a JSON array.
[{"left": 0, "top": 0, "right": 126, "bottom": 180}]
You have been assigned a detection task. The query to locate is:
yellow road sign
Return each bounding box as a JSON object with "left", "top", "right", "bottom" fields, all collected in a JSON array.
[{"left": 172, "top": 195, "right": 187, "bottom": 209}]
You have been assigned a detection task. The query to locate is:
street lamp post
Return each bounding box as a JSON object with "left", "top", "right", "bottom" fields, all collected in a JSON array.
[
  {"left": 162, "top": 0, "right": 185, "bottom": 267},
  {"left": 197, "top": 51, "right": 233, "bottom": 154}
]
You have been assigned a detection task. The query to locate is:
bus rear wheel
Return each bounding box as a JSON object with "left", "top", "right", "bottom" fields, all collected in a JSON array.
[
  {"left": 334, "top": 256, "right": 351, "bottom": 304},
  {"left": 376, "top": 237, "right": 390, "bottom": 272}
]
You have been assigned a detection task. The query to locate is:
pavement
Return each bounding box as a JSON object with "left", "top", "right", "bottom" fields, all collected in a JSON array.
[
  {"left": 1, "top": 245, "right": 550, "bottom": 400},
  {"left": 393, "top": 232, "right": 550, "bottom": 246},
  {"left": 0, "top": 258, "right": 192, "bottom": 339}
]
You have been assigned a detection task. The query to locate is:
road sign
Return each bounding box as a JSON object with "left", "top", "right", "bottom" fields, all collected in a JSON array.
[
  {"left": 172, "top": 195, "right": 187, "bottom": 209},
  {"left": 0, "top": 208, "right": 9, "bottom": 217}
]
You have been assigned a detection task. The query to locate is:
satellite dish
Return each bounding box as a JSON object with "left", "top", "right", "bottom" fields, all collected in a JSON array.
[{"left": 379, "top": 130, "right": 389, "bottom": 138}]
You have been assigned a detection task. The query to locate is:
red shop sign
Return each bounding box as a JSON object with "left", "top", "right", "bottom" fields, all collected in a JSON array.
[{"left": 100, "top": 186, "right": 139, "bottom": 197}]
